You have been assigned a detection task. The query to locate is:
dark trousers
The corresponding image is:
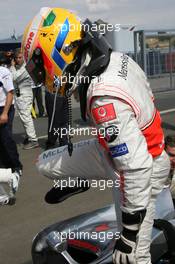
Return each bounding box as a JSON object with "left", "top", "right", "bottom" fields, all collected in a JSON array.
[
  {"left": 0, "top": 105, "right": 22, "bottom": 169},
  {"left": 45, "top": 92, "right": 68, "bottom": 146},
  {"left": 32, "top": 87, "right": 45, "bottom": 116}
]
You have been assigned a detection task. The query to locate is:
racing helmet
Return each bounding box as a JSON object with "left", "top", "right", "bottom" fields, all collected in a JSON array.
[
  {"left": 22, "top": 7, "right": 83, "bottom": 93},
  {"left": 22, "top": 7, "right": 112, "bottom": 96}
]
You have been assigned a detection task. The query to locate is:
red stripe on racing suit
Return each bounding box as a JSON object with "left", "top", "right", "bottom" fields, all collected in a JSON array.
[{"left": 141, "top": 110, "right": 164, "bottom": 158}]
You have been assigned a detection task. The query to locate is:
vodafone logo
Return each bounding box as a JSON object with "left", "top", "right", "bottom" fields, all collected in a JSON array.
[
  {"left": 98, "top": 107, "right": 107, "bottom": 117},
  {"left": 92, "top": 103, "right": 116, "bottom": 125},
  {"left": 24, "top": 31, "right": 35, "bottom": 61}
]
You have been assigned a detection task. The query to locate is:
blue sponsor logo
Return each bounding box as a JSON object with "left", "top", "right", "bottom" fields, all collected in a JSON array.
[{"left": 110, "top": 143, "right": 129, "bottom": 158}]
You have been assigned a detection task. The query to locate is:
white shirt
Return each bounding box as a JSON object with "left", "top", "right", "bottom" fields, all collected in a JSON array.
[{"left": 0, "top": 66, "right": 14, "bottom": 106}]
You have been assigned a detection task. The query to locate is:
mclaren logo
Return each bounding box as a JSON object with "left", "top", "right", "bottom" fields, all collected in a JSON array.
[{"left": 42, "top": 140, "right": 91, "bottom": 160}]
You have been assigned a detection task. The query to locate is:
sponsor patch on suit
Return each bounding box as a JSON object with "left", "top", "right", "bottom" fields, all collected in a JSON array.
[
  {"left": 109, "top": 143, "right": 129, "bottom": 158},
  {"left": 92, "top": 103, "right": 116, "bottom": 124}
]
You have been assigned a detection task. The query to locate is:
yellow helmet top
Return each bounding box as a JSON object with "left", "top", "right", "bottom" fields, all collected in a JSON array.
[{"left": 22, "top": 7, "right": 83, "bottom": 93}]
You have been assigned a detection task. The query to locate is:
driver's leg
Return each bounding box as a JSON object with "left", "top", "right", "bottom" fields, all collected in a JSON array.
[
  {"left": 37, "top": 138, "right": 108, "bottom": 180},
  {"left": 36, "top": 138, "right": 108, "bottom": 203},
  {"left": 136, "top": 150, "right": 170, "bottom": 264}
]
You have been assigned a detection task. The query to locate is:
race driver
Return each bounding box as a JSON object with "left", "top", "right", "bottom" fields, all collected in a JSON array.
[{"left": 22, "top": 7, "right": 170, "bottom": 264}]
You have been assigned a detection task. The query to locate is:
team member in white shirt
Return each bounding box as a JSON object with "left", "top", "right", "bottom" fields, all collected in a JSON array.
[{"left": 0, "top": 53, "right": 22, "bottom": 205}]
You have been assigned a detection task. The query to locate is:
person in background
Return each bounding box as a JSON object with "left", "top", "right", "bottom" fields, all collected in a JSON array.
[
  {"left": 10, "top": 48, "right": 39, "bottom": 149},
  {"left": 45, "top": 91, "right": 68, "bottom": 150},
  {"left": 0, "top": 52, "right": 22, "bottom": 205},
  {"left": 4, "top": 50, "right": 14, "bottom": 68},
  {"left": 165, "top": 135, "right": 175, "bottom": 206},
  {"left": 32, "top": 82, "right": 45, "bottom": 118}
]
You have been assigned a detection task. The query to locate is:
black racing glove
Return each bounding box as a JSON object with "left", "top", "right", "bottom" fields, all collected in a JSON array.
[{"left": 113, "top": 210, "right": 146, "bottom": 264}]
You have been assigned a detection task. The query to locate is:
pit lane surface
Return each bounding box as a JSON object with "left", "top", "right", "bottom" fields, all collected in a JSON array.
[{"left": 0, "top": 91, "right": 175, "bottom": 264}]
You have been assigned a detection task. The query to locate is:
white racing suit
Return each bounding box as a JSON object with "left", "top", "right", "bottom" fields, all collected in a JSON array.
[
  {"left": 10, "top": 64, "right": 38, "bottom": 142},
  {"left": 37, "top": 52, "right": 170, "bottom": 263}
]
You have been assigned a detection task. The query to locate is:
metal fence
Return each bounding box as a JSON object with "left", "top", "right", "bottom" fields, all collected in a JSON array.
[{"left": 134, "top": 30, "right": 175, "bottom": 93}]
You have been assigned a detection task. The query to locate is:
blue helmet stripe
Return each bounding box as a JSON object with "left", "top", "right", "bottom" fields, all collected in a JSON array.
[
  {"left": 55, "top": 19, "right": 70, "bottom": 51},
  {"left": 52, "top": 48, "right": 66, "bottom": 70},
  {"left": 52, "top": 18, "right": 69, "bottom": 70}
]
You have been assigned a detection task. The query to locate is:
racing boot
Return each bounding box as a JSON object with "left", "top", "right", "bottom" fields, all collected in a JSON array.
[{"left": 45, "top": 178, "right": 90, "bottom": 204}]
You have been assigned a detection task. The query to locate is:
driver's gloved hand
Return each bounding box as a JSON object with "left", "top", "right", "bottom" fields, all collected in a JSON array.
[
  {"left": 113, "top": 210, "right": 146, "bottom": 264},
  {"left": 113, "top": 230, "right": 137, "bottom": 264}
]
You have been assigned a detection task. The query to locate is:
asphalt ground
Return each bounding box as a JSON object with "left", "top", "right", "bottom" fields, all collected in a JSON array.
[{"left": 0, "top": 90, "right": 175, "bottom": 264}]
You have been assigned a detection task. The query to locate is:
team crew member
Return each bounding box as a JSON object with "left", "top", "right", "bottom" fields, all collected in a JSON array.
[
  {"left": 0, "top": 53, "right": 22, "bottom": 205},
  {"left": 22, "top": 8, "right": 170, "bottom": 264},
  {"left": 32, "top": 82, "right": 45, "bottom": 118},
  {"left": 10, "top": 49, "right": 39, "bottom": 150}
]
